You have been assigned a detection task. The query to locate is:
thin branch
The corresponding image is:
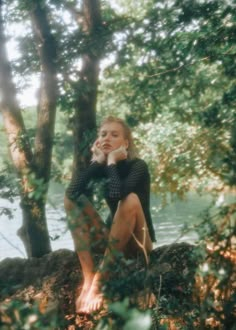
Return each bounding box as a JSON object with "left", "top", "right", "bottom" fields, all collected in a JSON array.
[
  {"left": 147, "top": 51, "right": 236, "bottom": 78},
  {"left": 131, "top": 226, "right": 149, "bottom": 265},
  {"left": 0, "top": 232, "right": 26, "bottom": 258},
  {"left": 147, "top": 56, "right": 210, "bottom": 78},
  {"left": 158, "top": 274, "right": 162, "bottom": 302}
]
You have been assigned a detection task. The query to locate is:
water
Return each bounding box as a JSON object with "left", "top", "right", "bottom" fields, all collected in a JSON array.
[
  {"left": 0, "top": 183, "right": 74, "bottom": 260},
  {"left": 151, "top": 192, "right": 212, "bottom": 246},
  {"left": 0, "top": 184, "right": 220, "bottom": 261}
]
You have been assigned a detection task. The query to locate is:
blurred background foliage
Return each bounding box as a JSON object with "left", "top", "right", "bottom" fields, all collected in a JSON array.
[{"left": 0, "top": 0, "right": 235, "bottom": 328}]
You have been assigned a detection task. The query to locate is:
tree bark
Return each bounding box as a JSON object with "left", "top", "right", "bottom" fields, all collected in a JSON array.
[
  {"left": 0, "top": 0, "right": 57, "bottom": 257},
  {"left": 30, "top": 0, "right": 58, "bottom": 182},
  {"left": 72, "top": 0, "right": 104, "bottom": 173},
  {"left": 20, "top": 0, "right": 58, "bottom": 257}
]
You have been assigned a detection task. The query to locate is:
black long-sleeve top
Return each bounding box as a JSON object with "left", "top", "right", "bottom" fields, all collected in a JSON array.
[{"left": 66, "top": 158, "right": 156, "bottom": 242}]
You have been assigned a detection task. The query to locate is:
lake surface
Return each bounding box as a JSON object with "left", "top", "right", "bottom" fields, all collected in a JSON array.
[{"left": 0, "top": 183, "right": 223, "bottom": 260}]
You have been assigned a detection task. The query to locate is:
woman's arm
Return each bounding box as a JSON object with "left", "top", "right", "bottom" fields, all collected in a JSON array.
[
  {"left": 65, "top": 162, "right": 104, "bottom": 202},
  {"left": 66, "top": 140, "right": 106, "bottom": 202}
]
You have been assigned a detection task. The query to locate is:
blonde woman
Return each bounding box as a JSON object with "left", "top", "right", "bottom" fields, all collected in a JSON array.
[{"left": 64, "top": 116, "right": 156, "bottom": 313}]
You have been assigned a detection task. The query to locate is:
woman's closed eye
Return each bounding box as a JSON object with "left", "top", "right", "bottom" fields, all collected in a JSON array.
[{"left": 100, "top": 131, "right": 120, "bottom": 138}]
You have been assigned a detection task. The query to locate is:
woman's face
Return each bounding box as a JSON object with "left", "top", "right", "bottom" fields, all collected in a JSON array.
[{"left": 98, "top": 122, "right": 128, "bottom": 155}]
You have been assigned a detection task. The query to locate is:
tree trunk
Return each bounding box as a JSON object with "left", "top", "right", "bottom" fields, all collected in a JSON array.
[
  {"left": 30, "top": 0, "right": 58, "bottom": 182},
  {"left": 72, "top": 0, "right": 104, "bottom": 173},
  {"left": 17, "top": 199, "right": 51, "bottom": 258},
  {"left": 0, "top": 0, "right": 57, "bottom": 257},
  {"left": 19, "top": 0, "right": 58, "bottom": 257}
]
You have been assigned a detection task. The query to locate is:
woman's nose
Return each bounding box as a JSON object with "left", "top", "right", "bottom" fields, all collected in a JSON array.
[{"left": 104, "top": 134, "right": 111, "bottom": 141}]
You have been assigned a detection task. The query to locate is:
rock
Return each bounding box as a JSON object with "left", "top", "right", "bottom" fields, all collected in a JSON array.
[{"left": 0, "top": 243, "right": 198, "bottom": 329}]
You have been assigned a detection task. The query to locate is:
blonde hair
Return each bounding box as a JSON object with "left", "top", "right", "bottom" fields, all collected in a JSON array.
[{"left": 99, "top": 116, "right": 137, "bottom": 160}]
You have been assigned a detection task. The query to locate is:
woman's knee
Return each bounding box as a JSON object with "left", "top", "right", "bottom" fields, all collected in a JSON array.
[
  {"left": 119, "top": 193, "right": 141, "bottom": 213},
  {"left": 125, "top": 193, "right": 141, "bottom": 205},
  {"left": 64, "top": 195, "right": 82, "bottom": 227}
]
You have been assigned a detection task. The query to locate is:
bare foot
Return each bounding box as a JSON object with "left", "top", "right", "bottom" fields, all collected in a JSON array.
[
  {"left": 76, "top": 276, "right": 95, "bottom": 314},
  {"left": 136, "top": 291, "right": 157, "bottom": 310},
  {"left": 86, "top": 291, "right": 105, "bottom": 313},
  {"left": 78, "top": 278, "right": 106, "bottom": 314},
  {"left": 76, "top": 286, "right": 90, "bottom": 313}
]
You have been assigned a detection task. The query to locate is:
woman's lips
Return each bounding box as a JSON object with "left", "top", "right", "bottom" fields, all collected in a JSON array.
[{"left": 102, "top": 144, "right": 112, "bottom": 148}]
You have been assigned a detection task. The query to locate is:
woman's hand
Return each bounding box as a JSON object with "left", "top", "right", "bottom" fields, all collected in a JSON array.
[
  {"left": 91, "top": 140, "right": 106, "bottom": 164},
  {"left": 107, "top": 146, "right": 127, "bottom": 165}
]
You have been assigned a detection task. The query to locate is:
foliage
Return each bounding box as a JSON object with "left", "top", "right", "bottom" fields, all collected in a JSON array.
[
  {"left": 0, "top": 299, "right": 59, "bottom": 330},
  {"left": 134, "top": 113, "right": 224, "bottom": 199},
  {"left": 2, "top": 0, "right": 236, "bottom": 193},
  {"left": 100, "top": 0, "right": 236, "bottom": 118},
  {"left": 96, "top": 298, "right": 152, "bottom": 330},
  {"left": 98, "top": 0, "right": 236, "bottom": 194},
  {"left": 0, "top": 0, "right": 236, "bottom": 327},
  {"left": 193, "top": 201, "right": 236, "bottom": 329},
  {"left": 0, "top": 162, "right": 19, "bottom": 219},
  {"left": 0, "top": 297, "right": 153, "bottom": 330}
]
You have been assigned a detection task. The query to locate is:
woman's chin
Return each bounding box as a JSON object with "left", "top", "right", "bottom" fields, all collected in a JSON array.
[{"left": 102, "top": 148, "right": 112, "bottom": 155}]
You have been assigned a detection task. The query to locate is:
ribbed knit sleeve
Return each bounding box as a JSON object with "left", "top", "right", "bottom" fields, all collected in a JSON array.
[
  {"left": 106, "top": 159, "right": 148, "bottom": 202},
  {"left": 65, "top": 161, "right": 104, "bottom": 202}
]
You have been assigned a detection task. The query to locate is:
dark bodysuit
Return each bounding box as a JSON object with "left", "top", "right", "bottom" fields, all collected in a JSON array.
[{"left": 66, "top": 158, "right": 156, "bottom": 242}]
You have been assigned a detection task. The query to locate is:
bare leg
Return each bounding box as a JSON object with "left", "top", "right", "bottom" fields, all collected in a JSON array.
[
  {"left": 82, "top": 193, "right": 153, "bottom": 313},
  {"left": 64, "top": 195, "right": 108, "bottom": 313}
]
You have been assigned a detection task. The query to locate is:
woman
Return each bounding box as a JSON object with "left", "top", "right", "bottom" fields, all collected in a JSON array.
[{"left": 64, "top": 116, "right": 156, "bottom": 314}]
